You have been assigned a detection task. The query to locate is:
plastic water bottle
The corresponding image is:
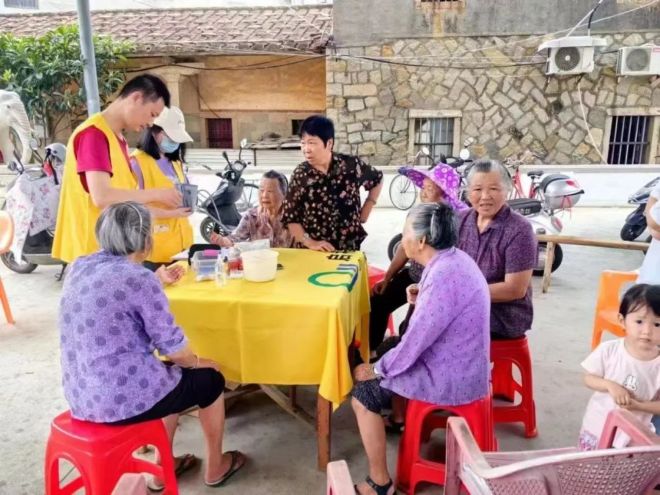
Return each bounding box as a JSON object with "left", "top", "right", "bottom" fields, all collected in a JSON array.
[{"left": 215, "top": 256, "right": 228, "bottom": 287}]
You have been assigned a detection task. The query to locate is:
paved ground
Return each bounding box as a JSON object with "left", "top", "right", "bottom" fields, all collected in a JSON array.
[{"left": 0, "top": 206, "right": 647, "bottom": 494}]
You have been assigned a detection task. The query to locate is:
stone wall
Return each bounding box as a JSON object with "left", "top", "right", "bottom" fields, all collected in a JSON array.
[{"left": 326, "top": 33, "right": 660, "bottom": 166}]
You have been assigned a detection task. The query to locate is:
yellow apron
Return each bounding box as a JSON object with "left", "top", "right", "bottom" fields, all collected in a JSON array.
[
  {"left": 131, "top": 150, "right": 193, "bottom": 263},
  {"left": 52, "top": 113, "right": 137, "bottom": 263}
]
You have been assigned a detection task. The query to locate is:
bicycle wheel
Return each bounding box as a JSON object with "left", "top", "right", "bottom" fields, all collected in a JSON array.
[
  {"left": 389, "top": 175, "right": 417, "bottom": 210},
  {"left": 237, "top": 183, "right": 259, "bottom": 212}
]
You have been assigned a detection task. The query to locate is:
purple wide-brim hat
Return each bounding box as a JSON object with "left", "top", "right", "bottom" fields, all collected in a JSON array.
[{"left": 399, "top": 163, "right": 468, "bottom": 211}]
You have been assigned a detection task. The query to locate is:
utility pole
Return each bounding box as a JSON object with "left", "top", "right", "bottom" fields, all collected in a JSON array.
[{"left": 76, "top": 0, "right": 100, "bottom": 115}]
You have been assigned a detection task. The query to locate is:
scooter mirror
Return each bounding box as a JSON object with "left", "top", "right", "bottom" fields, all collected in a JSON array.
[
  {"left": 240, "top": 138, "right": 248, "bottom": 148},
  {"left": 421, "top": 146, "right": 430, "bottom": 156},
  {"left": 459, "top": 148, "right": 470, "bottom": 161}
]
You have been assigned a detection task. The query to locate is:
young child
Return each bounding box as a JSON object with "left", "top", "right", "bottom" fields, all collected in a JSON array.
[{"left": 579, "top": 284, "right": 660, "bottom": 450}]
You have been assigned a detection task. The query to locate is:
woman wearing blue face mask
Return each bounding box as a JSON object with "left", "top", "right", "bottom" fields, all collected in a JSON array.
[{"left": 131, "top": 106, "right": 195, "bottom": 271}]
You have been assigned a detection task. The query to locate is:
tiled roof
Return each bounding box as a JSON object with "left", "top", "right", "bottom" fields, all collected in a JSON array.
[{"left": 0, "top": 5, "right": 332, "bottom": 55}]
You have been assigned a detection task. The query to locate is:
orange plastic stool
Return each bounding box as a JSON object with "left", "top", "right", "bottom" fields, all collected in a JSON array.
[
  {"left": 491, "top": 336, "right": 537, "bottom": 438},
  {"left": 45, "top": 411, "right": 178, "bottom": 495},
  {"left": 0, "top": 211, "right": 15, "bottom": 324},
  {"left": 396, "top": 394, "right": 496, "bottom": 494},
  {"left": 591, "top": 270, "right": 637, "bottom": 350},
  {"left": 367, "top": 265, "right": 395, "bottom": 336}
]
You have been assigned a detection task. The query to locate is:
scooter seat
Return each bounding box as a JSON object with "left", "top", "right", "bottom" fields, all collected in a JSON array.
[{"left": 526, "top": 169, "right": 543, "bottom": 178}]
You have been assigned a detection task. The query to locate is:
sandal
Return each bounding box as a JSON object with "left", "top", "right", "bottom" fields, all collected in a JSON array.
[
  {"left": 354, "top": 476, "right": 396, "bottom": 495},
  {"left": 205, "top": 450, "right": 247, "bottom": 487},
  {"left": 147, "top": 453, "right": 199, "bottom": 492},
  {"left": 383, "top": 415, "right": 404, "bottom": 434}
]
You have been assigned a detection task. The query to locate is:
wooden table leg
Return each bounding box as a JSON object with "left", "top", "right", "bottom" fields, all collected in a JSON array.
[
  {"left": 316, "top": 394, "right": 331, "bottom": 470},
  {"left": 542, "top": 241, "right": 555, "bottom": 294},
  {"left": 290, "top": 385, "right": 298, "bottom": 410}
]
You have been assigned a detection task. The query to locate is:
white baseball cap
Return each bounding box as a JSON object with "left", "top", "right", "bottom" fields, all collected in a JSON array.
[{"left": 153, "top": 106, "right": 193, "bottom": 143}]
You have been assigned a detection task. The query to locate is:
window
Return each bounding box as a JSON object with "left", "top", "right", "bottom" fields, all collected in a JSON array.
[
  {"left": 207, "top": 118, "right": 233, "bottom": 148},
  {"left": 292, "top": 119, "right": 305, "bottom": 137},
  {"left": 607, "top": 115, "right": 651, "bottom": 164},
  {"left": 413, "top": 117, "right": 455, "bottom": 165},
  {"left": 4, "top": 0, "right": 38, "bottom": 8}
]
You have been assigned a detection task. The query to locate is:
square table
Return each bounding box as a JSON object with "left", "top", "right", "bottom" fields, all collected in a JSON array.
[{"left": 165, "top": 248, "right": 371, "bottom": 468}]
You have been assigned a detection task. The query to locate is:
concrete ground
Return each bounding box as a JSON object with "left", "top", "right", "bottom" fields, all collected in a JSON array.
[{"left": 0, "top": 206, "right": 647, "bottom": 495}]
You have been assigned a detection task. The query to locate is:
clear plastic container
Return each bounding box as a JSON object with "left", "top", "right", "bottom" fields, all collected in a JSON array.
[
  {"left": 215, "top": 256, "right": 228, "bottom": 287},
  {"left": 191, "top": 249, "right": 220, "bottom": 281},
  {"left": 227, "top": 247, "right": 243, "bottom": 279}
]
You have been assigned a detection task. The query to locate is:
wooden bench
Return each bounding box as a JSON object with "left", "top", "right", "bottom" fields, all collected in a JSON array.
[{"left": 537, "top": 235, "right": 650, "bottom": 293}]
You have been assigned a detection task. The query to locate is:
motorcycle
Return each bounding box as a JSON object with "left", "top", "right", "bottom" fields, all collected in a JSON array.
[
  {"left": 1, "top": 143, "right": 66, "bottom": 274},
  {"left": 198, "top": 139, "right": 259, "bottom": 242},
  {"left": 620, "top": 177, "right": 658, "bottom": 242},
  {"left": 387, "top": 150, "right": 585, "bottom": 276}
]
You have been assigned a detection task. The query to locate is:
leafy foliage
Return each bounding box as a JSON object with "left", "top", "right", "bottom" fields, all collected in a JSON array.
[{"left": 0, "top": 25, "right": 134, "bottom": 139}]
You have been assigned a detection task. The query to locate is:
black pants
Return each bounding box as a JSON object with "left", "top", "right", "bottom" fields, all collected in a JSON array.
[
  {"left": 369, "top": 268, "right": 415, "bottom": 350},
  {"left": 110, "top": 368, "right": 225, "bottom": 425}
]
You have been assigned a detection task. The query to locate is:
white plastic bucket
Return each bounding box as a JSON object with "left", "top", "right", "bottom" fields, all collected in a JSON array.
[{"left": 241, "top": 249, "right": 279, "bottom": 282}]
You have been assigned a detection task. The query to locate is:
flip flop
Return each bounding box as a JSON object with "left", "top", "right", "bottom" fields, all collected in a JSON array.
[
  {"left": 147, "top": 453, "right": 199, "bottom": 492},
  {"left": 383, "top": 414, "right": 404, "bottom": 434},
  {"left": 205, "top": 450, "right": 247, "bottom": 487},
  {"left": 354, "top": 476, "right": 396, "bottom": 495}
]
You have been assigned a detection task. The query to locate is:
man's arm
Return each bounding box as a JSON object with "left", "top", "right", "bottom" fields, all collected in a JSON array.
[
  {"left": 86, "top": 171, "right": 181, "bottom": 210},
  {"left": 489, "top": 270, "right": 533, "bottom": 302}
]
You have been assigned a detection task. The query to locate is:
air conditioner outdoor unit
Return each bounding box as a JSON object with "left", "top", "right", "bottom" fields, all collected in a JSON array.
[
  {"left": 538, "top": 36, "right": 607, "bottom": 75},
  {"left": 616, "top": 46, "right": 660, "bottom": 76}
]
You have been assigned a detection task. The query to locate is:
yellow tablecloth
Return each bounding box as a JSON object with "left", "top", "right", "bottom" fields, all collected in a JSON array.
[{"left": 165, "top": 248, "right": 370, "bottom": 406}]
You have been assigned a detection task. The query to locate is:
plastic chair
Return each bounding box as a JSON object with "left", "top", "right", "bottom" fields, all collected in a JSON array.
[
  {"left": 326, "top": 460, "right": 354, "bottom": 495},
  {"left": 0, "top": 211, "right": 15, "bottom": 324},
  {"left": 396, "top": 393, "right": 496, "bottom": 495},
  {"left": 591, "top": 270, "right": 637, "bottom": 349},
  {"left": 45, "top": 410, "right": 178, "bottom": 495},
  {"left": 111, "top": 474, "right": 148, "bottom": 495},
  {"left": 444, "top": 410, "right": 660, "bottom": 495},
  {"left": 367, "top": 265, "right": 395, "bottom": 336},
  {"left": 491, "top": 336, "right": 537, "bottom": 438}
]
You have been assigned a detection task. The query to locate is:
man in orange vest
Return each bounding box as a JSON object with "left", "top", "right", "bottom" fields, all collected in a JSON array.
[{"left": 53, "top": 74, "right": 186, "bottom": 264}]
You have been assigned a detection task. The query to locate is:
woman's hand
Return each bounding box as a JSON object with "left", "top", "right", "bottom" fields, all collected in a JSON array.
[
  {"left": 353, "top": 363, "right": 376, "bottom": 382},
  {"left": 156, "top": 264, "right": 185, "bottom": 286},
  {"left": 169, "top": 207, "right": 193, "bottom": 218},
  {"left": 210, "top": 232, "right": 234, "bottom": 247},
  {"left": 306, "top": 239, "right": 335, "bottom": 252},
  {"left": 606, "top": 381, "right": 632, "bottom": 406},
  {"left": 372, "top": 279, "right": 389, "bottom": 296},
  {"left": 406, "top": 284, "right": 419, "bottom": 305},
  {"left": 196, "top": 357, "right": 221, "bottom": 372}
]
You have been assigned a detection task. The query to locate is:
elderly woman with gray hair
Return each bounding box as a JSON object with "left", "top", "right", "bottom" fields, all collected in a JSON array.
[
  {"left": 350, "top": 203, "right": 490, "bottom": 495},
  {"left": 211, "top": 169, "right": 292, "bottom": 248},
  {"left": 59, "top": 202, "right": 246, "bottom": 489},
  {"left": 457, "top": 159, "right": 538, "bottom": 340}
]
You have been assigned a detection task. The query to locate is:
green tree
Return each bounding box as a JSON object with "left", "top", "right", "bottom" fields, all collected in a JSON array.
[{"left": 0, "top": 25, "right": 134, "bottom": 141}]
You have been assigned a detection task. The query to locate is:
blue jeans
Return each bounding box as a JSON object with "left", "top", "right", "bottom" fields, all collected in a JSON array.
[{"left": 653, "top": 415, "right": 660, "bottom": 434}]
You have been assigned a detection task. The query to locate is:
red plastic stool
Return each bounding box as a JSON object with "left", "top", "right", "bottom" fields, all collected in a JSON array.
[
  {"left": 396, "top": 394, "right": 496, "bottom": 494},
  {"left": 367, "top": 265, "right": 395, "bottom": 336},
  {"left": 491, "top": 336, "right": 537, "bottom": 438},
  {"left": 45, "top": 411, "right": 178, "bottom": 495}
]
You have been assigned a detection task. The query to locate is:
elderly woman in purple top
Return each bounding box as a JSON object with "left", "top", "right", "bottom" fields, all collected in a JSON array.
[
  {"left": 350, "top": 203, "right": 490, "bottom": 495},
  {"left": 59, "top": 202, "right": 246, "bottom": 489},
  {"left": 457, "top": 159, "right": 537, "bottom": 340}
]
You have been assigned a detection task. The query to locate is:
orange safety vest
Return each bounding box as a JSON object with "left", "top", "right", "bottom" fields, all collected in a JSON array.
[
  {"left": 131, "top": 149, "right": 193, "bottom": 263},
  {"left": 52, "top": 113, "right": 137, "bottom": 264}
]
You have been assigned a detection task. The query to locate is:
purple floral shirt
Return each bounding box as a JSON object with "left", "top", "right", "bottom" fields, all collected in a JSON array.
[
  {"left": 375, "top": 248, "right": 490, "bottom": 405},
  {"left": 457, "top": 205, "right": 537, "bottom": 338},
  {"left": 59, "top": 251, "right": 187, "bottom": 423},
  {"left": 229, "top": 207, "right": 293, "bottom": 248}
]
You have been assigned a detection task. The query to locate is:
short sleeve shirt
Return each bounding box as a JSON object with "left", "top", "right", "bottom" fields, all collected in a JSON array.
[
  {"left": 638, "top": 181, "right": 660, "bottom": 284},
  {"left": 457, "top": 205, "right": 537, "bottom": 338},
  {"left": 580, "top": 339, "right": 660, "bottom": 446},
  {"left": 281, "top": 153, "right": 383, "bottom": 251},
  {"left": 74, "top": 126, "right": 131, "bottom": 192}
]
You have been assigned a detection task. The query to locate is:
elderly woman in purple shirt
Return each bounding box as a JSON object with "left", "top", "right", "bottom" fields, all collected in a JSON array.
[
  {"left": 457, "top": 159, "right": 537, "bottom": 339},
  {"left": 59, "top": 202, "right": 246, "bottom": 489},
  {"left": 351, "top": 203, "right": 490, "bottom": 495}
]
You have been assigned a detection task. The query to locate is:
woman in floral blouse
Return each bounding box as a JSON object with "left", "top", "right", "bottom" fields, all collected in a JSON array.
[
  {"left": 282, "top": 115, "right": 383, "bottom": 252},
  {"left": 211, "top": 170, "right": 292, "bottom": 248}
]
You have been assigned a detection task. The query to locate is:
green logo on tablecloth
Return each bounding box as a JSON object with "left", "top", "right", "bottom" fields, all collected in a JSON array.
[{"left": 308, "top": 263, "right": 359, "bottom": 291}]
